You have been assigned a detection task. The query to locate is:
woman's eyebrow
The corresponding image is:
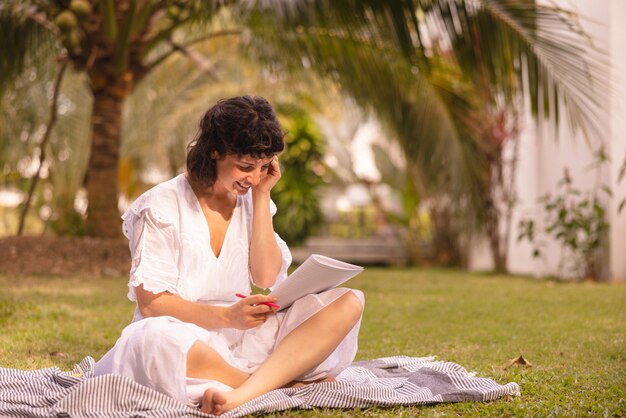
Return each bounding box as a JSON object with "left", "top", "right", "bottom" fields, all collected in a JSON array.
[
  {"left": 238, "top": 160, "right": 271, "bottom": 167},
  {"left": 237, "top": 161, "right": 257, "bottom": 167}
]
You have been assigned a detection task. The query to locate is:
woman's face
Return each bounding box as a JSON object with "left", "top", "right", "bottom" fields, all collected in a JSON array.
[{"left": 214, "top": 154, "right": 274, "bottom": 195}]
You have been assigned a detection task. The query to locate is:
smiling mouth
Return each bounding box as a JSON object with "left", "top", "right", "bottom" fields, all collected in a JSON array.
[{"left": 235, "top": 182, "right": 250, "bottom": 191}]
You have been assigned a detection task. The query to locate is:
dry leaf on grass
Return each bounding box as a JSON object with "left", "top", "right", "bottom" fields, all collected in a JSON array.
[{"left": 503, "top": 355, "right": 532, "bottom": 369}]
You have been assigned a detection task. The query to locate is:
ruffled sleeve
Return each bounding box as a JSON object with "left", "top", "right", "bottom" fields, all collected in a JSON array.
[{"left": 122, "top": 192, "right": 180, "bottom": 301}]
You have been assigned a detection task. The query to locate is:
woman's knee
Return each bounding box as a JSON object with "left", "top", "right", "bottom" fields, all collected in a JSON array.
[
  {"left": 123, "top": 316, "right": 172, "bottom": 348},
  {"left": 335, "top": 290, "right": 364, "bottom": 325}
]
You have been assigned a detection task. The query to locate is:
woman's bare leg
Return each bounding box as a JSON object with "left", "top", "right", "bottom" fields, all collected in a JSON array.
[
  {"left": 201, "top": 291, "right": 363, "bottom": 415},
  {"left": 186, "top": 341, "right": 249, "bottom": 388},
  {"left": 186, "top": 341, "right": 331, "bottom": 390}
]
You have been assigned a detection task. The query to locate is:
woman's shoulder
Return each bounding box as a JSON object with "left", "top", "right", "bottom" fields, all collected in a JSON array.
[
  {"left": 150, "top": 174, "right": 188, "bottom": 201},
  {"left": 122, "top": 174, "right": 188, "bottom": 225}
]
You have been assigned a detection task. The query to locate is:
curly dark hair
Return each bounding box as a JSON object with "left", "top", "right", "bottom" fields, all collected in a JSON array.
[{"left": 186, "top": 96, "right": 285, "bottom": 190}]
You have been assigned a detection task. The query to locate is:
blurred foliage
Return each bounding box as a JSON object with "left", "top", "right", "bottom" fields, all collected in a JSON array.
[
  {"left": 0, "top": 59, "right": 91, "bottom": 236},
  {"left": 517, "top": 150, "right": 618, "bottom": 281},
  {"left": 328, "top": 207, "right": 377, "bottom": 240},
  {"left": 272, "top": 109, "right": 326, "bottom": 246},
  {"left": 0, "top": 21, "right": 334, "bottom": 237}
]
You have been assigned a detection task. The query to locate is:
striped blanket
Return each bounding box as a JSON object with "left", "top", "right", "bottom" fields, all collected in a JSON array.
[{"left": 0, "top": 356, "right": 520, "bottom": 417}]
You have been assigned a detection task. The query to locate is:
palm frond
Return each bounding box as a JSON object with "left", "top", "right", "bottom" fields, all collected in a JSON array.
[
  {"left": 0, "top": 56, "right": 93, "bottom": 233},
  {"left": 0, "top": 2, "right": 58, "bottom": 96},
  {"left": 255, "top": 0, "right": 608, "bottom": 142},
  {"left": 452, "top": 0, "right": 609, "bottom": 140},
  {"left": 245, "top": 19, "right": 491, "bottom": 225}
]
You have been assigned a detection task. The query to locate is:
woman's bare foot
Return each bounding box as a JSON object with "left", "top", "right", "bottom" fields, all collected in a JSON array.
[
  {"left": 200, "top": 388, "right": 251, "bottom": 415},
  {"left": 200, "top": 388, "right": 228, "bottom": 415},
  {"left": 200, "top": 376, "right": 339, "bottom": 414}
]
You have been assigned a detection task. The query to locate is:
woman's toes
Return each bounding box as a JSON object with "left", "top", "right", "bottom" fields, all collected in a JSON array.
[{"left": 200, "top": 388, "right": 222, "bottom": 414}]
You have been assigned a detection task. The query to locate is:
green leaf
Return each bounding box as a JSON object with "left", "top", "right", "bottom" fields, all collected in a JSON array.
[{"left": 0, "top": 4, "right": 57, "bottom": 95}]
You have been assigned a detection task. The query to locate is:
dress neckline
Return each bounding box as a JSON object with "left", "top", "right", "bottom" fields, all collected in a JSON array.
[{"left": 182, "top": 174, "right": 239, "bottom": 260}]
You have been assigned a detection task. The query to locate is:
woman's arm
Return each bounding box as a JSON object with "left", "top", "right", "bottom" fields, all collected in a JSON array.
[
  {"left": 135, "top": 284, "right": 278, "bottom": 330},
  {"left": 249, "top": 156, "right": 283, "bottom": 288}
]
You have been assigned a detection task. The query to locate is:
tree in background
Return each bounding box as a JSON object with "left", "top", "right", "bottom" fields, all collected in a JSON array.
[{"left": 1, "top": 0, "right": 235, "bottom": 236}]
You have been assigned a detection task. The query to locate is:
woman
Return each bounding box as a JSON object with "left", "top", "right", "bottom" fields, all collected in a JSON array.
[{"left": 94, "top": 96, "right": 364, "bottom": 415}]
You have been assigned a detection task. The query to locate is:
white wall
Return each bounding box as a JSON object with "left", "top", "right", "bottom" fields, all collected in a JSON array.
[
  {"left": 469, "top": 0, "right": 626, "bottom": 280},
  {"left": 609, "top": 0, "right": 626, "bottom": 280}
]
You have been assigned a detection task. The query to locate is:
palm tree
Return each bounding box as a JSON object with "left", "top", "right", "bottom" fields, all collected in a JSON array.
[
  {"left": 1, "top": 0, "right": 237, "bottom": 237},
  {"left": 1, "top": 0, "right": 608, "bottom": 243}
]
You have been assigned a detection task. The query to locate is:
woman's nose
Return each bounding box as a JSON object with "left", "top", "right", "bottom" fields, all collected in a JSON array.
[{"left": 247, "top": 168, "right": 262, "bottom": 185}]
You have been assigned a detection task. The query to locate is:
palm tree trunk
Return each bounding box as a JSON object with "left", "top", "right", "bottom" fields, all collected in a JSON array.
[
  {"left": 85, "top": 87, "right": 124, "bottom": 238},
  {"left": 485, "top": 199, "right": 507, "bottom": 273}
]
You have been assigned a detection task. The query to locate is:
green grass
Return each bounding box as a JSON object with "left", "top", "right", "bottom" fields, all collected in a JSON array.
[{"left": 1, "top": 269, "right": 625, "bottom": 417}]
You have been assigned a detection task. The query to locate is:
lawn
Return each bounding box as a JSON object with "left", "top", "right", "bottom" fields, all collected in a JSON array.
[{"left": 1, "top": 269, "right": 624, "bottom": 417}]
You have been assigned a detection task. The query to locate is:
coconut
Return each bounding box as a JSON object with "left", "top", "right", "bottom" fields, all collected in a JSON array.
[
  {"left": 70, "top": 0, "right": 92, "bottom": 18},
  {"left": 63, "top": 30, "right": 81, "bottom": 52},
  {"left": 54, "top": 11, "right": 78, "bottom": 32},
  {"left": 167, "top": 6, "right": 181, "bottom": 19}
]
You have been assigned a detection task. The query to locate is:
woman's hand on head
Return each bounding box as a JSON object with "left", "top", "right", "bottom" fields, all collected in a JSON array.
[
  {"left": 226, "top": 294, "right": 279, "bottom": 330},
  {"left": 254, "top": 156, "right": 281, "bottom": 195}
]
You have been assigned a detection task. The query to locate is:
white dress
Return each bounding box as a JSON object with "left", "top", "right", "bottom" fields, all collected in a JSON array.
[{"left": 93, "top": 174, "right": 364, "bottom": 406}]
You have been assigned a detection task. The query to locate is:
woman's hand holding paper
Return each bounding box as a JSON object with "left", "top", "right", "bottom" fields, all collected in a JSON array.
[{"left": 226, "top": 294, "right": 279, "bottom": 330}]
